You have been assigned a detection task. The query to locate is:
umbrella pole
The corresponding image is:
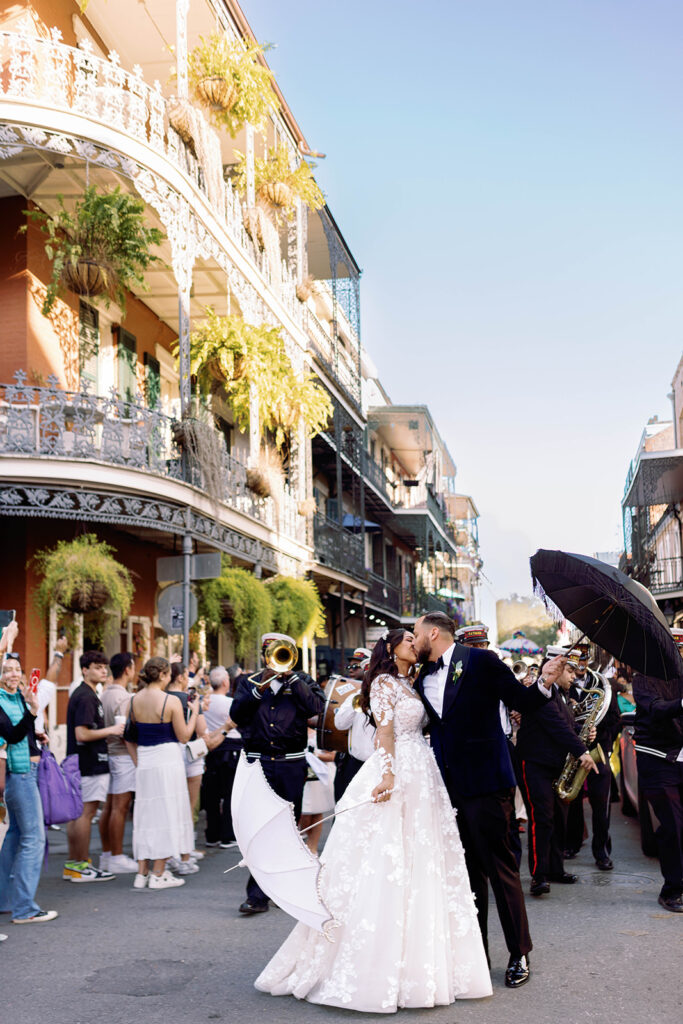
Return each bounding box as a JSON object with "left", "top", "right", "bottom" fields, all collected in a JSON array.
[{"left": 563, "top": 604, "right": 615, "bottom": 657}]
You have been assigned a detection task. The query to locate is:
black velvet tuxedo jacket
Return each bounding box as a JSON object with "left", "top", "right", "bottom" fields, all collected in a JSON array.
[{"left": 415, "top": 643, "right": 549, "bottom": 800}]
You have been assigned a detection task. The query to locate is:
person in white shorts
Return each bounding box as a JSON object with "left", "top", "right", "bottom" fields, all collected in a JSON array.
[
  {"left": 98, "top": 652, "right": 138, "bottom": 874},
  {"left": 64, "top": 652, "right": 123, "bottom": 883}
]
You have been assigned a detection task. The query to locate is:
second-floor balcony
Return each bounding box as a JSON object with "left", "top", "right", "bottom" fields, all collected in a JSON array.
[
  {"left": 312, "top": 512, "right": 365, "bottom": 580},
  {"left": 0, "top": 372, "right": 305, "bottom": 547}
]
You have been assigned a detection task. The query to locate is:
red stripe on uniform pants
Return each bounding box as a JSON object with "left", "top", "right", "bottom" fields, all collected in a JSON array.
[{"left": 521, "top": 760, "right": 539, "bottom": 877}]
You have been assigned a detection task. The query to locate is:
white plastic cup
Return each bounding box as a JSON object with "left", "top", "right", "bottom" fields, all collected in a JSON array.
[{"left": 114, "top": 715, "right": 126, "bottom": 727}]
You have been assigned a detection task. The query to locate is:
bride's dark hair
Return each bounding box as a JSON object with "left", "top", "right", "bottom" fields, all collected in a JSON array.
[{"left": 358, "top": 628, "right": 407, "bottom": 718}]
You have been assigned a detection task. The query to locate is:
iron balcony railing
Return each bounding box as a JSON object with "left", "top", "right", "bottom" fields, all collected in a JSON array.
[
  {"left": 647, "top": 556, "right": 683, "bottom": 595},
  {"left": 0, "top": 28, "right": 302, "bottom": 325},
  {"left": 366, "top": 571, "right": 401, "bottom": 615},
  {"left": 312, "top": 512, "right": 365, "bottom": 579},
  {"left": 0, "top": 372, "right": 304, "bottom": 544}
]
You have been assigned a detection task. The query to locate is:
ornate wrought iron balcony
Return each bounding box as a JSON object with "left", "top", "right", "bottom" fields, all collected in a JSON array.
[
  {"left": 366, "top": 571, "right": 401, "bottom": 616},
  {"left": 312, "top": 512, "right": 365, "bottom": 579},
  {"left": 0, "top": 372, "right": 304, "bottom": 544},
  {"left": 0, "top": 27, "right": 302, "bottom": 324}
]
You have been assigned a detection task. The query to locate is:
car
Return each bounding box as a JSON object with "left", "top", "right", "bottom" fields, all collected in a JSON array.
[{"left": 619, "top": 709, "right": 659, "bottom": 857}]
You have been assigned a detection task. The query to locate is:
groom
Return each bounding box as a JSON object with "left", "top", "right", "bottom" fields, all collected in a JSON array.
[{"left": 413, "top": 612, "right": 563, "bottom": 989}]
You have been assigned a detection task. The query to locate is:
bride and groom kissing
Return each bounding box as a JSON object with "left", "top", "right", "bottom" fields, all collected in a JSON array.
[{"left": 255, "top": 611, "right": 563, "bottom": 1014}]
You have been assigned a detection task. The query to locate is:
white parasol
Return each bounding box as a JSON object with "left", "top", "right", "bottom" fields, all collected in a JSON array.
[{"left": 229, "top": 752, "right": 336, "bottom": 935}]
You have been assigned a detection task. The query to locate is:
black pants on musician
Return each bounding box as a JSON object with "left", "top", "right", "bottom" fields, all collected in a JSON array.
[
  {"left": 453, "top": 789, "right": 532, "bottom": 959},
  {"left": 637, "top": 756, "right": 683, "bottom": 899},
  {"left": 203, "top": 744, "right": 241, "bottom": 845},
  {"left": 246, "top": 757, "right": 308, "bottom": 907},
  {"left": 565, "top": 760, "right": 613, "bottom": 861},
  {"left": 333, "top": 752, "right": 364, "bottom": 803},
  {"left": 519, "top": 759, "right": 568, "bottom": 880}
]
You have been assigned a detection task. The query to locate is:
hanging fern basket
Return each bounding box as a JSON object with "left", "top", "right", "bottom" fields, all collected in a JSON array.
[
  {"left": 166, "top": 97, "right": 197, "bottom": 154},
  {"left": 260, "top": 181, "right": 294, "bottom": 209},
  {"left": 56, "top": 579, "right": 110, "bottom": 614},
  {"left": 61, "top": 258, "right": 109, "bottom": 298},
  {"left": 196, "top": 75, "right": 239, "bottom": 110},
  {"left": 246, "top": 466, "right": 271, "bottom": 499}
]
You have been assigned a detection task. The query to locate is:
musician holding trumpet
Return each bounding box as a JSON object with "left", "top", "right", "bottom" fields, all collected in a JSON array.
[
  {"left": 516, "top": 645, "right": 599, "bottom": 897},
  {"left": 229, "top": 633, "right": 324, "bottom": 916}
]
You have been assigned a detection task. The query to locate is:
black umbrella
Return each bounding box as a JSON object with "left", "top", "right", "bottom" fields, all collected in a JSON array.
[{"left": 530, "top": 549, "right": 683, "bottom": 680}]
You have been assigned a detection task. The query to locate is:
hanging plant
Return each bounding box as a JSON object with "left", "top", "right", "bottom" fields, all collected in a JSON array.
[
  {"left": 24, "top": 186, "right": 165, "bottom": 317},
  {"left": 197, "top": 561, "right": 273, "bottom": 662},
  {"left": 31, "top": 534, "right": 134, "bottom": 645},
  {"left": 181, "top": 309, "right": 333, "bottom": 449},
  {"left": 265, "top": 576, "right": 325, "bottom": 643},
  {"left": 234, "top": 146, "right": 325, "bottom": 222},
  {"left": 187, "top": 34, "right": 278, "bottom": 137}
]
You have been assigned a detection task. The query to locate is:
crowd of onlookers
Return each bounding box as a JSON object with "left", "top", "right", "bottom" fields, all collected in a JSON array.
[{"left": 0, "top": 618, "right": 246, "bottom": 937}]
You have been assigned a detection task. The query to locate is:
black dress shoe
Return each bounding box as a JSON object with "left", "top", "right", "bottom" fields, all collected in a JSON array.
[
  {"left": 596, "top": 857, "right": 614, "bottom": 871},
  {"left": 548, "top": 872, "right": 578, "bottom": 884},
  {"left": 529, "top": 877, "right": 550, "bottom": 896},
  {"left": 505, "top": 954, "right": 530, "bottom": 988},
  {"left": 658, "top": 894, "right": 683, "bottom": 913},
  {"left": 238, "top": 900, "right": 269, "bottom": 915},
  {"left": 563, "top": 849, "right": 579, "bottom": 859}
]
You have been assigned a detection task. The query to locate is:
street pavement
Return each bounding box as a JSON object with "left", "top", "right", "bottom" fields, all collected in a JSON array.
[{"left": 1, "top": 806, "right": 681, "bottom": 1024}]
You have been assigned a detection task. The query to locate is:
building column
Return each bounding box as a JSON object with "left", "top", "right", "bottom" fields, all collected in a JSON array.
[{"left": 175, "top": 0, "right": 190, "bottom": 100}]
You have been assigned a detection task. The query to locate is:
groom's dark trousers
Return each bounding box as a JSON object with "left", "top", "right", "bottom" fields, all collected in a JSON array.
[{"left": 416, "top": 643, "right": 550, "bottom": 959}]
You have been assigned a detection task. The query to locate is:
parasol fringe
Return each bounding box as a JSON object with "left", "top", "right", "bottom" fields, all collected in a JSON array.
[{"left": 531, "top": 574, "right": 566, "bottom": 627}]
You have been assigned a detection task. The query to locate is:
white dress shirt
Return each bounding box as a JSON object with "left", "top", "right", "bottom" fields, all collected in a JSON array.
[
  {"left": 422, "top": 642, "right": 456, "bottom": 719},
  {"left": 334, "top": 694, "right": 376, "bottom": 761}
]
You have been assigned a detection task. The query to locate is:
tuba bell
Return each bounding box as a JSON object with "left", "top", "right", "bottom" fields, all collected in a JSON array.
[{"left": 262, "top": 636, "right": 298, "bottom": 675}]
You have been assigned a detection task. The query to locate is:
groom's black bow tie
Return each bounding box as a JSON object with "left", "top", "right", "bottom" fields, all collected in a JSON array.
[{"left": 423, "top": 656, "right": 444, "bottom": 676}]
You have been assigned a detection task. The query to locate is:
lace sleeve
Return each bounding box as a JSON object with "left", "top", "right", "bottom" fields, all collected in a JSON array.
[{"left": 370, "top": 674, "right": 399, "bottom": 728}]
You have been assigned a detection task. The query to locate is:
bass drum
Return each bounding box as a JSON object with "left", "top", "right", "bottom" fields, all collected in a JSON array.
[{"left": 316, "top": 674, "right": 360, "bottom": 752}]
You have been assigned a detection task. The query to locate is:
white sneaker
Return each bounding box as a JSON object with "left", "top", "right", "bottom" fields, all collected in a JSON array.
[
  {"left": 12, "top": 910, "right": 58, "bottom": 924},
  {"left": 148, "top": 870, "right": 185, "bottom": 890},
  {"left": 99, "top": 853, "right": 111, "bottom": 871},
  {"left": 189, "top": 849, "right": 205, "bottom": 860},
  {"left": 176, "top": 860, "right": 199, "bottom": 875},
  {"left": 133, "top": 873, "right": 148, "bottom": 890},
  {"left": 0, "top": 934, "right": 7, "bottom": 941},
  {"left": 107, "top": 854, "right": 139, "bottom": 873}
]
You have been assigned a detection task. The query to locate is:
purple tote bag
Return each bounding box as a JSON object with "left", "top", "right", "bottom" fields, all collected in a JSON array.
[{"left": 37, "top": 750, "right": 83, "bottom": 825}]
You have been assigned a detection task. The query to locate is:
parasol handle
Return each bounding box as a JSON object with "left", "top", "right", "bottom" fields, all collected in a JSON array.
[{"left": 222, "top": 798, "right": 378, "bottom": 873}]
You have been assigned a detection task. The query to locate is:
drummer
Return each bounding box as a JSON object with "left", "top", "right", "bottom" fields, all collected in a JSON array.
[
  {"left": 334, "top": 656, "right": 375, "bottom": 801},
  {"left": 331, "top": 648, "right": 372, "bottom": 800},
  {"left": 455, "top": 624, "right": 490, "bottom": 649},
  {"left": 347, "top": 647, "right": 372, "bottom": 680}
]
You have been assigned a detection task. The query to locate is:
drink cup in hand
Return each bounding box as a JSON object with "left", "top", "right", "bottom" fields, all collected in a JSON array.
[
  {"left": 29, "top": 668, "right": 40, "bottom": 697},
  {"left": 114, "top": 715, "right": 126, "bottom": 728}
]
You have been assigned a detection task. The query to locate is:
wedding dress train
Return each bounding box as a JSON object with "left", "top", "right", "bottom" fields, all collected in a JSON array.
[{"left": 255, "top": 673, "right": 492, "bottom": 1013}]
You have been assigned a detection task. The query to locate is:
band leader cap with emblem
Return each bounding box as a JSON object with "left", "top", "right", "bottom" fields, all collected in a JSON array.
[
  {"left": 351, "top": 647, "right": 372, "bottom": 661},
  {"left": 564, "top": 647, "right": 588, "bottom": 669},
  {"left": 261, "top": 632, "right": 296, "bottom": 648},
  {"left": 671, "top": 628, "right": 683, "bottom": 648},
  {"left": 455, "top": 624, "right": 489, "bottom": 644}
]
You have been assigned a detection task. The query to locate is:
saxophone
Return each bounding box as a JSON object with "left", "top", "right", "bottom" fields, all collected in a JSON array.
[{"left": 554, "top": 671, "right": 611, "bottom": 803}]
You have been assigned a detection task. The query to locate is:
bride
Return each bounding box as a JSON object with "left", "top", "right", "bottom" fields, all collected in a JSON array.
[{"left": 255, "top": 628, "right": 492, "bottom": 1013}]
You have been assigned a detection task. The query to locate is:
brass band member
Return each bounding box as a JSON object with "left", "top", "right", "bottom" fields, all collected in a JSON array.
[
  {"left": 516, "top": 646, "right": 597, "bottom": 896},
  {"left": 229, "top": 633, "right": 324, "bottom": 916}
]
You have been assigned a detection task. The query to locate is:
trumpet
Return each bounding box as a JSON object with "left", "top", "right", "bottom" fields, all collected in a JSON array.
[{"left": 263, "top": 636, "right": 298, "bottom": 675}]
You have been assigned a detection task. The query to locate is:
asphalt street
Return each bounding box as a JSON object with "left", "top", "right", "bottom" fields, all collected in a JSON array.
[{"left": 1, "top": 806, "right": 681, "bottom": 1024}]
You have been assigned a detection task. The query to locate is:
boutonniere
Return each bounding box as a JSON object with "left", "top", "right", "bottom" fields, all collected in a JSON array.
[{"left": 452, "top": 660, "right": 463, "bottom": 681}]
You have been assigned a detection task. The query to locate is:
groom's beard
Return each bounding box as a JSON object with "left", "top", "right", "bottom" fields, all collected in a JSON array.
[{"left": 414, "top": 642, "right": 432, "bottom": 664}]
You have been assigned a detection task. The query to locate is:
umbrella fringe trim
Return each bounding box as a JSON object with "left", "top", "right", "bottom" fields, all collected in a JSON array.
[{"left": 531, "top": 575, "right": 566, "bottom": 627}]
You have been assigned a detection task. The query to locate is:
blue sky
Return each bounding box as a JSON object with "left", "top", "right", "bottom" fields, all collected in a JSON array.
[{"left": 247, "top": 0, "right": 683, "bottom": 612}]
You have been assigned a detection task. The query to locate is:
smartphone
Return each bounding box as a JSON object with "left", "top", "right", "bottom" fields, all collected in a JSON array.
[
  {"left": 0, "top": 610, "right": 16, "bottom": 630},
  {"left": 29, "top": 668, "right": 41, "bottom": 696}
]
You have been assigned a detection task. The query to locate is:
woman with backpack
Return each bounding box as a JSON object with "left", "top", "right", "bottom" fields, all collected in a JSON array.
[{"left": 0, "top": 642, "right": 58, "bottom": 924}]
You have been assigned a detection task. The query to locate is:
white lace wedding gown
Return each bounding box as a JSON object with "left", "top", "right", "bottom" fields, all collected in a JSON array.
[{"left": 255, "top": 673, "right": 492, "bottom": 1013}]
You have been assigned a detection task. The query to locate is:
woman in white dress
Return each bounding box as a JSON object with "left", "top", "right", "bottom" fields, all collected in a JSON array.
[
  {"left": 255, "top": 629, "right": 492, "bottom": 1013},
  {"left": 124, "top": 658, "right": 197, "bottom": 890}
]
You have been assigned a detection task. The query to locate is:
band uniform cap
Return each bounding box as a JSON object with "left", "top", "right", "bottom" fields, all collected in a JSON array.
[
  {"left": 671, "top": 627, "right": 683, "bottom": 647},
  {"left": 546, "top": 644, "right": 567, "bottom": 658},
  {"left": 261, "top": 632, "right": 297, "bottom": 648},
  {"left": 351, "top": 647, "right": 372, "bottom": 661},
  {"left": 455, "top": 625, "right": 489, "bottom": 644},
  {"left": 565, "top": 648, "right": 588, "bottom": 669}
]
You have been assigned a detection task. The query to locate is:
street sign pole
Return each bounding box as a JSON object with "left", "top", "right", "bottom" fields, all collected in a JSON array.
[{"left": 182, "top": 533, "right": 192, "bottom": 664}]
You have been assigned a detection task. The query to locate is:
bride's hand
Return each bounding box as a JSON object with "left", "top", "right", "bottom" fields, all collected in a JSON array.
[{"left": 372, "top": 777, "right": 394, "bottom": 803}]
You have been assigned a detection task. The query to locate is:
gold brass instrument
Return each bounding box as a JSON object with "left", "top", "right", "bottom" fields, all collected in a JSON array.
[
  {"left": 554, "top": 670, "right": 612, "bottom": 803},
  {"left": 262, "top": 636, "right": 298, "bottom": 675}
]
